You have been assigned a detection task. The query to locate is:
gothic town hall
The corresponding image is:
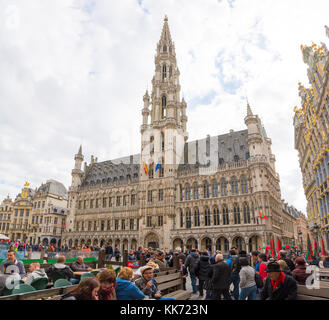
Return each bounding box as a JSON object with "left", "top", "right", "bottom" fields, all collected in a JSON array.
[{"left": 62, "top": 16, "right": 295, "bottom": 254}]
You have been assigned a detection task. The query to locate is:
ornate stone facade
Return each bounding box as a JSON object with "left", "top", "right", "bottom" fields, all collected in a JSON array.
[
  {"left": 62, "top": 16, "right": 297, "bottom": 254},
  {"left": 293, "top": 26, "right": 329, "bottom": 252}
]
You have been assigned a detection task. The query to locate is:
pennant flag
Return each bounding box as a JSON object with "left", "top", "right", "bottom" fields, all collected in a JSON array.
[
  {"left": 271, "top": 239, "right": 276, "bottom": 258},
  {"left": 62, "top": 218, "right": 66, "bottom": 229},
  {"left": 305, "top": 234, "right": 313, "bottom": 261},
  {"left": 321, "top": 237, "right": 326, "bottom": 256},
  {"left": 277, "top": 237, "right": 283, "bottom": 252},
  {"left": 144, "top": 163, "right": 148, "bottom": 175},
  {"left": 314, "top": 239, "right": 320, "bottom": 258},
  {"left": 155, "top": 161, "right": 162, "bottom": 172},
  {"left": 259, "top": 210, "right": 268, "bottom": 220}
]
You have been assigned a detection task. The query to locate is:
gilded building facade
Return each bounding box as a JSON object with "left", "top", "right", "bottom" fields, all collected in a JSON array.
[
  {"left": 0, "top": 196, "right": 13, "bottom": 237},
  {"left": 293, "top": 26, "right": 329, "bottom": 252},
  {"left": 63, "top": 17, "right": 297, "bottom": 253},
  {"left": 9, "top": 183, "right": 34, "bottom": 242}
]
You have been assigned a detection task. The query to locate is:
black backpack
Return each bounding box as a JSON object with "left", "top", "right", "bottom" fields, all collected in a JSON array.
[{"left": 231, "top": 256, "right": 241, "bottom": 274}]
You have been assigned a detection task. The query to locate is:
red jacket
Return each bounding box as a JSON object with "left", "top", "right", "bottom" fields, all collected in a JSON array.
[{"left": 259, "top": 262, "right": 267, "bottom": 282}]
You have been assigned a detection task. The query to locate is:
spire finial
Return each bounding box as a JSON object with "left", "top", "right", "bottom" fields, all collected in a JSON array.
[
  {"left": 164, "top": 14, "right": 168, "bottom": 22},
  {"left": 246, "top": 97, "right": 253, "bottom": 116},
  {"left": 78, "top": 145, "right": 82, "bottom": 155}
]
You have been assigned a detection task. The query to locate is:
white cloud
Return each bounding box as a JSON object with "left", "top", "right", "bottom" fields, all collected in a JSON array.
[{"left": 0, "top": 0, "right": 328, "bottom": 214}]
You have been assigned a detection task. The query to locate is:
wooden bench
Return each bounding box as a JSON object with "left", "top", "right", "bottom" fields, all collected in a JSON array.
[
  {"left": 297, "top": 281, "right": 329, "bottom": 300},
  {"left": 319, "top": 269, "right": 329, "bottom": 281},
  {"left": 0, "top": 285, "right": 78, "bottom": 300},
  {"left": 154, "top": 270, "right": 191, "bottom": 300}
]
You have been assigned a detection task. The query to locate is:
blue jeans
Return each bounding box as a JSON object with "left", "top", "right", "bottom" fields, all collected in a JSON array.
[
  {"left": 190, "top": 273, "right": 198, "bottom": 293},
  {"left": 229, "top": 274, "right": 240, "bottom": 300},
  {"left": 239, "top": 285, "right": 257, "bottom": 300}
]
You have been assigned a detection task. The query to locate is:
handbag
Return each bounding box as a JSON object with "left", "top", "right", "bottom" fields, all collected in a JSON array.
[{"left": 255, "top": 273, "right": 263, "bottom": 289}]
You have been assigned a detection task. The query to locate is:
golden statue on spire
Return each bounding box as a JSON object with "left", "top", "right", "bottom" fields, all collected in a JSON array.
[
  {"left": 164, "top": 14, "right": 168, "bottom": 21},
  {"left": 24, "top": 181, "right": 30, "bottom": 187}
]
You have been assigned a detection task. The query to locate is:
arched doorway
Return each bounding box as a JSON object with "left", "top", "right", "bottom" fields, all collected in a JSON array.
[
  {"left": 131, "top": 239, "right": 138, "bottom": 250},
  {"left": 114, "top": 239, "right": 120, "bottom": 250},
  {"left": 87, "top": 239, "right": 91, "bottom": 246},
  {"left": 173, "top": 238, "right": 183, "bottom": 251},
  {"left": 50, "top": 238, "right": 56, "bottom": 245},
  {"left": 186, "top": 238, "right": 198, "bottom": 250},
  {"left": 144, "top": 232, "right": 160, "bottom": 249},
  {"left": 122, "top": 239, "right": 128, "bottom": 252},
  {"left": 80, "top": 239, "right": 85, "bottom": 246},
  {"left": 93, "top": 239, "right": 98, "bottom": 246},
  {"left": 215, "top": 237, "right": 229, "bottom": 253},
  {"left": 201, "top": 237, "right": 212, "bottom": 251},
  {"left": 249, "top": 235, "right": 262, "bottom": 252},
  {"left": 232, "top": 236, "right": 246, "bottom": 252},
  {"left": 100, "top": 239, "right": 105, "bottom": 248},
  {"left": 57, "top": 239, "right": 61, "bottom": 247},
  {"left": 107, "top": 239, "right": 113, "bottom": 246},
  {"left": 42, "top": 238, "right": 49, "bottom": 246}
]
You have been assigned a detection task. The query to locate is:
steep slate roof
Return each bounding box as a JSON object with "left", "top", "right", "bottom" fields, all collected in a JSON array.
[
  {"left": 178, "top": 129, "right": 249, "bottom": 172},
  {"left": 81, "top": 130, "right": 249, "bottom": 185},
  {"left": 82, "top": 154, "right": 140, "bottom": 186}
]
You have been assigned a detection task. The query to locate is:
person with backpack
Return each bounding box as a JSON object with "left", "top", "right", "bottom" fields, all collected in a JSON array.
[
  {"left": 195, "top": 251, "right": 210, "bottom": 298},
  {"left": 226, "top": 249, "right": 241, "bottom": 300},
  {"left": 184, "top": 249, "right": 199, "bottom": 294}
]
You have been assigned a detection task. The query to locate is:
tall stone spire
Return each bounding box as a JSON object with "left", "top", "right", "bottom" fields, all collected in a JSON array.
[{"left": 247, "top": 100, "right": 253, "bottom": 116}]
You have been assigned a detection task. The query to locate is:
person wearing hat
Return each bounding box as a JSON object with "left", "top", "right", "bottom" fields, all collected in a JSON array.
[
  {"left": 292, "top": 257, "right": 309, "bottom": 285},
  {"left": 260, "top": 261, "right": 297, "bottom": 300},
  {"left": 135, "top": 266, "right": 162, "bottom": 299}
]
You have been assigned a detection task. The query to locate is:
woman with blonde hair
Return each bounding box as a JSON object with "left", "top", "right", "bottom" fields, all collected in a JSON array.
[
  {"left": 277, "top": 259, "right": 292, "bottom": 276},
  {"left": 116, "top": 267, "right": 145, "bottom": 300}
]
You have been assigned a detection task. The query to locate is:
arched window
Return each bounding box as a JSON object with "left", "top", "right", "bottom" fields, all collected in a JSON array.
[
  {"left": 193, "top": 183, "right": 199, "bottom": 200},
  {"left": 241, "top": 176, "right": 248, "bottom": 194},
  {"left": 180, "top": 209, "right": 184, "bottom": 228},
  {"left": 243, "top": 203, "right": 250, "bottom": 224},
  {"left": 161, "top": 96, "right": 166, "bottom": 118},
  {"left": 186, "top": 209, "right": 191, "bottom": 228},
  {"left": 163, "top": 45, "right": 167, "bottom": 53},
  {"left": 194, "top": 208, "right": 200, "bottom": 227},
  {"left": 162, "top": 64, "right": 167, "bottom": 80},
  {"left": 213, "top": 207, "right": 220, "bottom": 225},
  {"left": 204, "top": 208, "right": 211, "bottom": 226},
  {"left": 161, "top": 132, "right": 165, "bottom": 151},
  {"left": 221, "top": 179, "right": 227, "bottom": 196},
  {"left": 231, "top": 177, "right": 239, "bottom": 194},
  {"left": 203, "top": 181, "right": 210, "bottom": 198},
  {"left": 222, "top": 206, "right": 229, "bottom": 225},
  {"left": 179, "top": 184, "right": 183, "bottom": 201},
  {"left": 212, "top": 181, "right": 218, "bottom": 197},
  {"left": 185, "top": 184, "right": 191, "bottom": 200},
  {"left": 234, "top": 204, "right": 241, "bottom": 224},
  {"left": 148, "top": 163, "right": 154, "bottom": 179},
  {"left": 169, "top": 65, "right": 172, "bottom": 78}
]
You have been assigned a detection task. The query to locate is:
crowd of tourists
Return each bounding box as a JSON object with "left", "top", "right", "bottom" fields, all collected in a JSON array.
[{"left": 0, "top": 245, "right": 328, "bottom": 300}]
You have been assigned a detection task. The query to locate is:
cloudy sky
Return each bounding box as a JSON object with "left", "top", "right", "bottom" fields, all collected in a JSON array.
[{"left": 0, "top": 0, "right": 328, "bottom": 213}]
